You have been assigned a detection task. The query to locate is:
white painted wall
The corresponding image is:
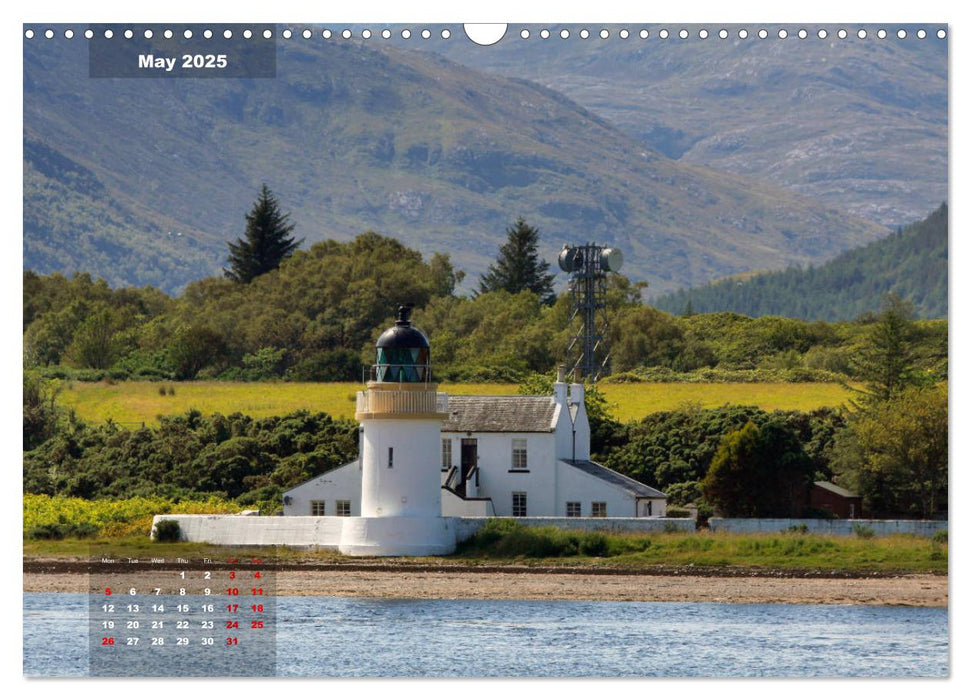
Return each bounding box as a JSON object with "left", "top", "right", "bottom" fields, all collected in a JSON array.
[
  {"left": 360, "top": 418, "right": 442, "bottom": 518},
  {"left": 283, "top": 387, "right": 664, "bottom": 521},
  {"left": 451, "top": 517, "right": 693, "bottom": 542},
  {"left": 710, "top": 518, "right": 948, "bottom": 537},
  {"left": 552, "top": 382, "right": 573, "bottom": 460},
  {"left": 446, "top": 431, "right": 558, "bottom": 517},
  {"left": 286, "top": 437, "right": 663, "bottom": 520},
  {"left": 153, "top": 514, "right": 344, "bottom": 547},
  {"left": 637, "top": 498, "right": 667, "bottom": 517},
  {"left": 441, "top": 489, "right": 495, "bottom": 516},
  {"left": 554, "top": 460, "right": 638, "bottom": 517},
  {"left": 282, "top": 461, "right": 362, "bottom": 517},
  {"left": 568, "top": 383, "right": 590, "bottom": 461},
  {"left": 154, "top": 514, "right": 694, "bottom": 548}
]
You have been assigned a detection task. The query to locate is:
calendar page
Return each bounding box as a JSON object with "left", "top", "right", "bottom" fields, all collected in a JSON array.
[
  {"left": 21, "top": 13, "right": 949, "bottom": 681},
  {"left": 88, "top": 555, "right": 276, "bottom": 676}
]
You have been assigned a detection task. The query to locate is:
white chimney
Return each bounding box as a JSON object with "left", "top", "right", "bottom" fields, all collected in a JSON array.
[
  {"left": 569, "top": 370, "right": 590, "bottom": 460},
  {"left": 569, "top": 367, "right": 585, "bottom": 406},
  {"left": 553, "top": 364, "right": 568, "bottom": 407}
]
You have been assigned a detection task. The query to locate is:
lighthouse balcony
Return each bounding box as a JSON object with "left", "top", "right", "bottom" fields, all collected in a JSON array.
[{"left": 355, "top": 388, "right": 449, "bottom": 419}]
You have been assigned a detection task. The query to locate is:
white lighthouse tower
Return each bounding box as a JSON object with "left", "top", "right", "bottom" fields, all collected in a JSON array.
[{"left": 338, "top": 305, "right": 456, "bottom": 556}]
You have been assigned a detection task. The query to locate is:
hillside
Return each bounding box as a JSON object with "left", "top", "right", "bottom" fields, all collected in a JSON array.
[
  {"left": 23, "top": 34, "right": 888, "bottom": 295},
  {"left": 425, "top": 23, "right": 948, "bottom": 227},
  {"left": 652, "top": 204, "right": 948, "bottom": 320}
]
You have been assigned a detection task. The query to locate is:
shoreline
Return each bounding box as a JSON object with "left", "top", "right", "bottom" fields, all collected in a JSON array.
[{"left": 23, "top": 558, "right": 948, "bottom": 607}]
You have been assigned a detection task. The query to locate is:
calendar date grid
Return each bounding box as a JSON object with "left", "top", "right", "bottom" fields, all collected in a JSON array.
[{"left": 88, "top": 555, "right": 277, "bottom": 676}]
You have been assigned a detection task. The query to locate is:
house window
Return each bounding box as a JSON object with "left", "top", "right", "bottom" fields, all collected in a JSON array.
[
  {"left": 591, "top": 502, "right": 607, "bottom": 518},
  {"left": 388, "top": 447, "right": 393, "bottom": 469},
  {"left": 512, "top": 492, "right": 528, "bottom": 517},
  {"left": 310, "top": 501, "right": 326, "bottom": 516},
  {"left": 336, "top": 500, "right": 351, "bottom": 517},
  {"left": 566, "top": 502, "right": 581, "bottom": 518},
  {"left": 441, "top": 439, "right": 452, "bottom": 470},
  {"left": 511, "top": 438, "right": 528, "bottom": 470}
]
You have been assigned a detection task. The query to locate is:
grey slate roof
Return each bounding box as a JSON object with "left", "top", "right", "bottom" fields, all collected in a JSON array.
[
  {"left": 442, "top": 395, "right": 557, "bottom": 433},
  {"left": 561, "top": 459, "right": 667, "bottom": 499},
  {"left": 814, "top": 481, "right": 860, "bottom": 498}
]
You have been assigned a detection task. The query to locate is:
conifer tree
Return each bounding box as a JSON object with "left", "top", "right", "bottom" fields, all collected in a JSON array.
[
  {"left": 851, "top": 293, "right": 921, "bottom": 404},
  {"left": 225, "top": 184, "right": 303, "bottom": 283},
  {"left": 478, "top": 218, "right": 556, "bottom": 304}
]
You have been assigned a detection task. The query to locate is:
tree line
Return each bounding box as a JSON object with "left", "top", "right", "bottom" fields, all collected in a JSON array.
[
  {"left": 23, "top": 294, "right": 946, "bottom": 519},
  {"left": 22, "top": 187, "right": 947, "bottom": 521},
  {"left": 653, "top": 203, "right": 948, "bottom": 321},
  {"left": 23, "top": 185, "right": 946, "bottom": 385}
]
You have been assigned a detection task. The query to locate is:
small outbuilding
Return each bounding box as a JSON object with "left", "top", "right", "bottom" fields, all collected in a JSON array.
[{"left": 810, "top": 481, "right": 863, "bottom": 519}]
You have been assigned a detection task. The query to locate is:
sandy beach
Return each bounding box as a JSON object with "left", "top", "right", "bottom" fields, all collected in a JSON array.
[{"left": 23, "top": 559, "right": 947, "bottom": 607}]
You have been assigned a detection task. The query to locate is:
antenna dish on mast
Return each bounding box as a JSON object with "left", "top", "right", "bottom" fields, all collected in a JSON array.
[{"left": 560, "top": 243, "right": 626, "bottom": 381}]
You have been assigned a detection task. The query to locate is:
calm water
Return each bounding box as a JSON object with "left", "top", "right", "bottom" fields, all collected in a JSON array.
[{"left": 23, "top": 593, "right": 948, "bottom": 677}]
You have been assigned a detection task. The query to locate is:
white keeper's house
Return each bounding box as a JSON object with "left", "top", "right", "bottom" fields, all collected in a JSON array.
[{"left": 283, "top": 318, "right": 667, "bottom": 521}]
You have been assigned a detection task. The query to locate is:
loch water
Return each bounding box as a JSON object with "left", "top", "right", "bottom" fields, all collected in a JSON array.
[{"left": 23, "top": 593, "right": 948, "bottom": 677}]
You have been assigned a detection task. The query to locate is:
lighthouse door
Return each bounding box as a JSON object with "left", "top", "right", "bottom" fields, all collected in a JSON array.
[{"left": 459, "top": 439, "right": 478, "bottom": 499}]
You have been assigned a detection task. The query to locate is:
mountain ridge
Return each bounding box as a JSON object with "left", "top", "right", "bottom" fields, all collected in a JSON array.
[
  {"left": 420, "top": 24, "right": 947, "bottom": 227},
  {"left": 651, "top": 203, "right": 948, "bottom": 320},
  {"left": 24, "top": 36, "right": 888, "bottom": 294}
]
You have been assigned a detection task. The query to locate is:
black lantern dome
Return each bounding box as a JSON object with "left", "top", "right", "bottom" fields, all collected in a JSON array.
[{"left": 374, "top": 305, "right": 430, "bottom": 382}]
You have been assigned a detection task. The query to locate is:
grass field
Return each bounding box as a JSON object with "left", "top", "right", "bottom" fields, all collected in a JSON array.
[
  {"left": 23, "top": 497, "right": 944, "bottom": 573},
  {"left": 55, "top": 380, "right": 856, "bottom": 425},
  {"left": 23, "top": 532, "right": 945, "bottom": 574},
  {"left": 600, "top": 382, "right": 856, "bottom": 421}
]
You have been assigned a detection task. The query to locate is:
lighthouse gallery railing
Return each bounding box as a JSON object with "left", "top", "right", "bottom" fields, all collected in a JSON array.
[{"left": 356, "top": 389, "right": 448, "bottom": 415}]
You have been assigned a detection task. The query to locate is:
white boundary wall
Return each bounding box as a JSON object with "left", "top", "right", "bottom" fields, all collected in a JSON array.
[
  {"left": 154, "top": 515, "right": 344, "bottom": 547},
  {"left": 153, "top": 514, "right": 695, "bottom": 549},
  {"left": 454, "top": 517, "right": 693, "bottom": 543},
  {"left": 709, "top": 518, "right": 947, "bottom": 537}
]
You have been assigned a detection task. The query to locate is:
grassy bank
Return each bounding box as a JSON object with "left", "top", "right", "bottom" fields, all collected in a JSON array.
[
  {"left": 453, "top": 520, "right": 947, "bottom": 573},
  {"left": 23, "top": 494, "right": 243, "bottom": 540},
  {"left": 54, "top": 380, "right": 856, "bottom": 425},
  {"left": 23, "top": 502, "right": 946, "bottom": 574}
]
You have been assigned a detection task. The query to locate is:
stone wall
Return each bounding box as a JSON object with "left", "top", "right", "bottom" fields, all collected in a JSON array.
[
  {"left": 152, "top": 514, "right": 343, "bottom": 548},
  {"left": 453, "top": 516, "right": 694, "bottom": 543},
  {"left": 153, "top": 514, "right": 695, "bottom": 549},
  {"left": 708, "top": 518, "right": 947, "bottom": 537}
]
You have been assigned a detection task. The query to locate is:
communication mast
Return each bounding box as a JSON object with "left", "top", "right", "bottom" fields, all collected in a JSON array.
[{"left": 558, "top": 243, "right": 624, "bottom": 381}]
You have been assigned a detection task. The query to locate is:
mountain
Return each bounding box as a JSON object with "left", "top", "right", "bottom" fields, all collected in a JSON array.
[
  {"left": 422, "top": 23, "right": 947, "bottom": 227},
  {"left": 24, "top": 35, "right": 889, "bottom": 295},
  {"left": 651, "top": 203, "right": 948, "bottom": 320}
]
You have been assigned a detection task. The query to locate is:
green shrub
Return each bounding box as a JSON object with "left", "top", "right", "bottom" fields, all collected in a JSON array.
[
  {"left": 158, "top": 385, "right": 167, "bottom": 396},
  {"left": 285, "top": 349, "right": 361, "bottom": 382},
  {"left": 26, "top": 521, "right": 99, "bottom": 539},
  {"left": 852, "top": 523, "right": 876, "bottom": 539},
  {"left": 663, "top": 522, "right": 682, "bottom": 534},
  {"left": 71, "top": 522, "right": 99, "bottom": 538},
  {"left": 605, "top": 536, "right": 652, "bottom": 557},
  {"left": 153, "top": 519, "right": 182, "bottom": 542},
  {"left": 28, "top": 523, "right": 68, "bottom": 540},
  {"left": 457, "top": 520, "right": 596, "bottom": 558},
  {"left": 932, "top": 529, "right": 947, "bottom": 544},
  {"left": 787, "top": 523, "right": 810, "bottom": 534},
  {"left": 666, "top": 507, "right": 691, "bottom": 518},
  {"left": 577, "top": 532, "right": 609, "bottom": 557}
]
